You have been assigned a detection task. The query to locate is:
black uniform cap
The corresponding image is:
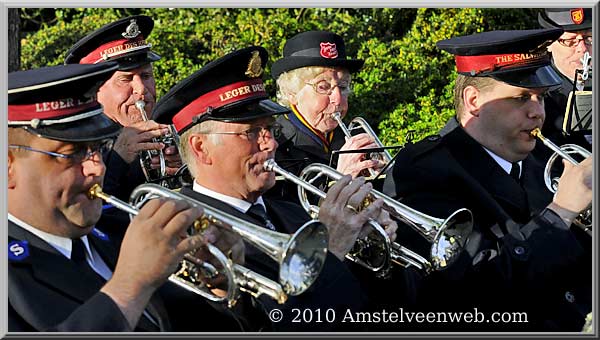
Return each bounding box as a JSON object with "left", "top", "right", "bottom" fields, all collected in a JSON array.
[
  {"left": 64, "top": 15, "right": 160, "bottom": 70},
  {"left": 539, "top": 8, "right": 593, "bottom": 31},
  {"left": 8, "top": 63, "right": 122, "bottom": 142},
  {"left": 154, "top": 46, "right": 290, "bottom": 134},
  {"left": 271, "top": 30, "right": 364, "bottom": 79},
  {"left": 437, "top": 28, "right": 564, "bottom": 88}
]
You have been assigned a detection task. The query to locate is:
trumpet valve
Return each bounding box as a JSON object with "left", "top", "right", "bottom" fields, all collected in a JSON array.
[
  {"left": 359, "top": 195, "right": 376, "bottom": 211},
  {"left": 189, "top": 217, "right": 212, "bottom": 235}
]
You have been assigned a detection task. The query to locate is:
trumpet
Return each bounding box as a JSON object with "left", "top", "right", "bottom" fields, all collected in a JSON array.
[
  {"left": 135, "top": 100, "right": 187, "bottom": 189},
  {"left": 89, "top": 183, "right": 328, "bottom": 306},
  {"left": 263, "top": 159, "right": 474, "bottom": 275},
  {"left": 331, "top": 112, "right": 394, "bottom": 177},
  {"left": 530, "top": 128, "right": 592, "bottom": 235}
]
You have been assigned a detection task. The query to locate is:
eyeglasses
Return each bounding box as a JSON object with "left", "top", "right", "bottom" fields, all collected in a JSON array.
[
  {"left": 203, "top": 123, "right": 282, "bottom": 141},
  {"left": 9, "top": 139, "right": 114, "bottom": 164},
  {"left": 305, "top": 79, "right": 351, "bottom": 96},
  {"left": 557, "top": 35, "right": 592, "bottom": 47}
]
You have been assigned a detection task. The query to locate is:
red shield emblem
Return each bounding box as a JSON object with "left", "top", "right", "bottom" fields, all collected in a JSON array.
[
  {"left": 571, "top": 8, "right": 584, "bottom": 25},
  {"left": 320, "top": 42, "right": 338, "bottom": 59}
]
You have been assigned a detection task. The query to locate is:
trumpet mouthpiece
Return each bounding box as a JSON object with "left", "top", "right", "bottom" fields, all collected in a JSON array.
[
  {"left": 87, "top": 184, "right": 103, "bottom": 200},
  {"left": 263, "top": 159, "right": 276, "bottom": 172},
  {"left": 135, "top": 100, "right": 146, "bottom": 110},
  {"left": 530, "top": 128, "right": 542, "bottom": 138}
]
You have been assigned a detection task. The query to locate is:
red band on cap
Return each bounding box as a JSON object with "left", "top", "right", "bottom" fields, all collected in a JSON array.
[
  {"left": 9, "top": 98, "right": 99, "bottom": 121},
  {"left": 173, "top": 78, "right": 267, "bottom": 132},
  {"left": 455, "top": 51, "right": 548, "bottom": 75},
  {"left": 80, "top": 36, "right": 148, "bottom": 64}
]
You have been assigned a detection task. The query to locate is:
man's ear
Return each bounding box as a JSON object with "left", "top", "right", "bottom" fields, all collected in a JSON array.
[
  {"left": 463, "top": 85, "right": 482, "bottom": 118},
  {"left": 8, "top": 151, "right": 17, "bottom": 189},
  {"left": 189, "top": 134, "right": 211, "bottom": 165}
]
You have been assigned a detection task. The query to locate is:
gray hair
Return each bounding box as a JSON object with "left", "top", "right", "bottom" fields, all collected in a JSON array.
[{"left": 178, "top": 120, "right": 223, "bottom": 178}]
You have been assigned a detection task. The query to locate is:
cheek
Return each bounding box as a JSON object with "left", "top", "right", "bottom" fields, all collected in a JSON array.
[
  {"left": 145, "top": 79, "right": 157, "bottom": 96},
  {"left": 297, "top": 90, "right": 328, "bottom": 114},
  {"left": 99, "top": 83, "right": 130, "bottom": 106}
]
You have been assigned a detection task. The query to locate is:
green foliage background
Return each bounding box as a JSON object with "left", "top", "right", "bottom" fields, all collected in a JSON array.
[{"left": 20, "top": 8, "right": 539, "bottom": 145}]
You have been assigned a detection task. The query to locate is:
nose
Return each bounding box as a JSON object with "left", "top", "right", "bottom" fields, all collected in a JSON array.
[
  {"left": 527, "top": 97, "right": 546, "bottom": 122},
  {"left": 329, "top": 85, "right": 343, "bottom": 105},
  {"left": 81, "top": 152, "right": 106, "bottom": 178},
  {"left": 259, "top": 132, "right": 278, "bottom": 153},
  {"left": 131, "top": 75, "right": 147, "bottom": 97}
]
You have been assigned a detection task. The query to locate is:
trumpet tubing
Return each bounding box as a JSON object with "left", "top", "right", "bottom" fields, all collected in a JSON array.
[
  {"left": 530, "top": 128, "right": 592, "bottom": 235},
  {"left": 129, "top": 183, "right": 328, "bottom": 296},
  {"left": 264, "top": 159, "right": 473, "bottom": 274},
  {"left": 263, "top": 159, "right": 392, "bottom": 273},
  {"left": 331, "top": 113, "right": 393, "bottom": 177},
  {"left": 135, "top": 100, "right": 186, "bottom": 189},
  {"left": 297, "top": 162, "right": 473, "bottom": 272},
  {"left": 87, "top": 184, "right": 248, "bottom": 306}
]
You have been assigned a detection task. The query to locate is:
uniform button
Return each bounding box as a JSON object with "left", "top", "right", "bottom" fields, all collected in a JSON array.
[
  {"left": 514, "top": 246, "right": 525, "bottom": 255},
  {"left": 565, "top": 291, "right": 575, "bottom": 303}
]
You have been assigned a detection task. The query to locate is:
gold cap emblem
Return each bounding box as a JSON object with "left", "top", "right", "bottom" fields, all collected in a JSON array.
[
  {"left": 245, "top": 51, "right": 263, "bottom": 78},
  {"left": 122, "top": 19, "right": 141, "bottom": 39}
]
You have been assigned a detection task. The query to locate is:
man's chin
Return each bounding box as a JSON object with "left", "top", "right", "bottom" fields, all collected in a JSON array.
[{"left": 255, "top": 174, "right": 276, "bottom": 193}]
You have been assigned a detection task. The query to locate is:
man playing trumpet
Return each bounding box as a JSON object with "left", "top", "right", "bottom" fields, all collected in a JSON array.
[
  {"left": 153, "top": 46, "right": 399, "bottom": 331},
  {"left": 65, "top": 15, "right": 184, "bottom": 201},
  {"left": 8, "top": 63, "right": 246, "bottom": 331},
  {"left": 534, "top": 8, "right": 593, "bottom": 162},
  {"left": 384, "top": 28, "right": 592, "bottom": 331}
]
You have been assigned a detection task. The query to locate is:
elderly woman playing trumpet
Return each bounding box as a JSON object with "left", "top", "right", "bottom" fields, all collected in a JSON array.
[{"left": 267, "top": 30, "right": 386, "bottom": 202}]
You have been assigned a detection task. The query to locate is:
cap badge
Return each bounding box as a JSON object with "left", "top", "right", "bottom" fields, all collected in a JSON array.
[
  {"left": 122, "top": 19, "right": 141, "bottom": 39},
  {"left": 571, "top": 8, "right": 584, "bottom": 25},
  {"left": 245, "top": 51, "right": 263, "bottom": 78},
  {"left": 320, "top": 42, "right": 338, "bottom": 59}
]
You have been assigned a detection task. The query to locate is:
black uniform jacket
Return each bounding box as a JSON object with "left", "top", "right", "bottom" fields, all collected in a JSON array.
[
  {"left": 7, "top": 220, "right": 169, "bottom": 332},
  {"left": 382, "top": 126, "right": 591, "bottom": 331},
  {"left": 8, "top": 219, "right": 250, "bottom": 333},
  {"left": 103, "top": 150, "right": 145, "bottom": 201},
  {"left": 180, "top": 186, "right": 369, "bottom": 331},
  {"left": 268, "top": 113, "right": 347, "bottom": 202},
  {"left": 99, "top": 151, "right": 145, "bottom": 244}
]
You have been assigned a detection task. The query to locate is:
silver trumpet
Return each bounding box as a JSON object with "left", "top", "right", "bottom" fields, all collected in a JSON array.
[
  {"left": 530, "top": 128, "right": 592, "bottom": 236},
  {"left": 88, "top": 184, "right": 327, "bottom": 307},
  {"left": 135, "top": 100, "right": 185, "bottom": 189},
  {"left": 128, "top": 183, "right": 329, "bottom": 297},
  {"left": 331, "top": 112, "right": 393, "bottom": 177},
  {"left": 264, "top": 159, "right": 474, "bottom": 275}
]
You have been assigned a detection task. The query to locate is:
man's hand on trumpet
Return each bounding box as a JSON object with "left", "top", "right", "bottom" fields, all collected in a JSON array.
[
  {"left": 317, "top": 175, "right": 394, "bottom": 261},
  {"left": 149, "top": 144, "right": 184, "bottom": 176},
  {"left": 549, "top": 156, "right": 593, "bottom": 226},
  {"left": 100, "top": 198, "right": 206, "bottom": 328},
  {"left": 112, "top": 120, "right": 171, "bottom": 164}
]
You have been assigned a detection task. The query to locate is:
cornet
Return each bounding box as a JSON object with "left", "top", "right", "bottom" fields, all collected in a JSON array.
[
  {"left": 331, "top": 112, "right": 394, "bottom": 177},
  {"left": 263, "top": 159, "right": 474, "bottom": 275},
  {"left": 135, "top": 100, "right": 186, "bottom": 189},
  {"left": 89, "top": 183, "right": 329, "bottom": 306},
  {"left": 530, "top": 128, "right": 592, "bottom": 235}
]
